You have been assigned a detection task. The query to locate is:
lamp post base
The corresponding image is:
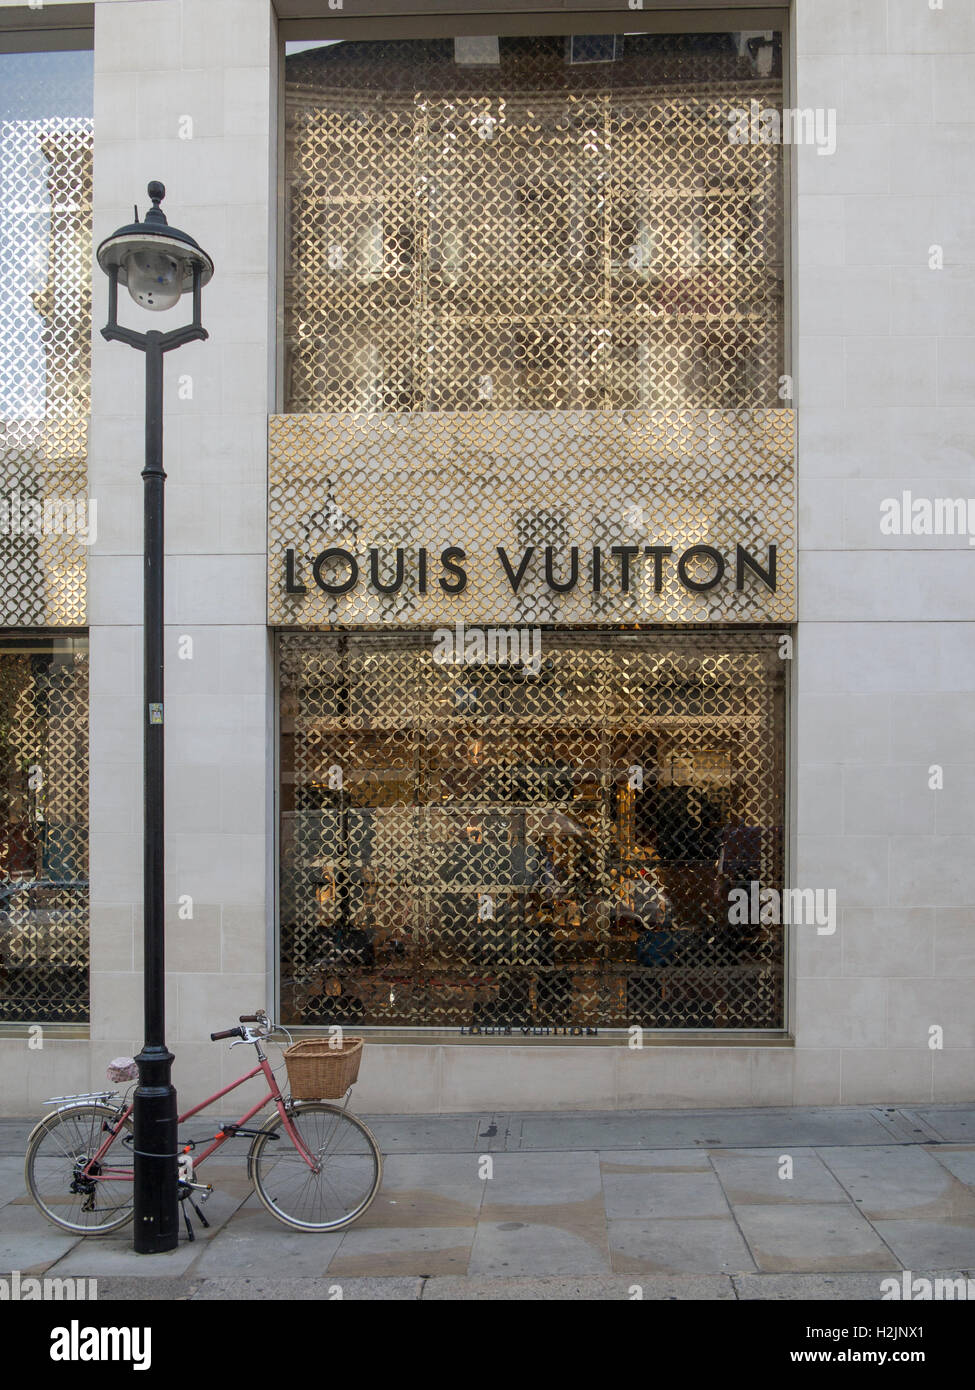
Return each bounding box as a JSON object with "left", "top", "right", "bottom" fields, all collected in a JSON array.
[{"left": 132, "top": 1045, "right": 178, "bottom": 1254}]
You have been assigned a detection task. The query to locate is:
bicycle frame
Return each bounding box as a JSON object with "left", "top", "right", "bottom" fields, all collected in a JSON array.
[{"left": 79, "top": 1047, "right": 317, "bottom": 1181}]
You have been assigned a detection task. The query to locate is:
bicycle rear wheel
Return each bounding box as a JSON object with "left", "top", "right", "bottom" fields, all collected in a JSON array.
[
  {"left": 25, "top": 1104, "right": 134, "bottom": 1235},
  {"left": 249, "top": 1102, "right": 382, "bottom": 1232}
]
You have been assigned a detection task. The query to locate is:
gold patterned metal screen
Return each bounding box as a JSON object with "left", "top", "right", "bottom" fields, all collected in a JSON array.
[
  {"left": 0, "top": 635, "right": 89, "bottom": 1022},
  {"left": 269, "top": 408, "right": 795, "bottom": 627},
  {"left": 284, "top": 34, "right": 783, "bottom": 414},
  {"left": 0, "top": 108, "right": 91, "bottom": 627},
  {"left": 279, "top": 33, "right": 789, "bottom": 1032},
  {"left": 280, "top": 629, "right": 785, "bottom": 1032}
]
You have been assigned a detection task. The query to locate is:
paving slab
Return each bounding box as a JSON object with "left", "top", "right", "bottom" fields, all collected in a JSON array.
[
  {"left": 708, "top": 1149, "right": 849, "bottom": 1205},
  {"left": 674, "top": 1110, "right": 899, "bottom": 1149},
  {"left": 599, "top": 1149, "right": 712, "bottom": 1173},
  {"left": 188, "top": 1276, "right": 424, "bottom": 1299},
  {"left": 871, "top": 1217, "right": 975, "bottom": 1270},
  {"left": 817, "top": 1145, "right": 975, "bottom": 1220},
  {"left": 0, "top": 1120, "right": 34, "bottom": 1157},
  {"left": 355, "top": 1152, "right": 485, "bottom": 1228},
  {"left": 326, "top": 1224, "right": 474, "bottom": 1276},
  {"left": 926, "top": 1146, "right": 975, "bottom": 1186},
  {"left": 481, "top": 1151, "right": 603, "bottom": 1206},
  {"left": 80, "top": 1276, "right": 199, "bottom": 1301},
  {"left": 732, "top": 1272, "right": 937, "bottom": 1301},
  {"left": 424, "top": 1274, "right": 735, "bottom": 1299},
  {"left": 602, "top": 1169, "right": 729, "bottom": 1220},
  {"left": 43, "top": 1235, "right": 203, "bottom": 1279},
  {"left": 361, "top": 1116, "right": 483, "bottom": 1153},
  {"left": 733, "top": 1203, "right": 900, "bottom": 1274},
  {"left": 468, "top": 1220, "right": 610, "bottom": 1275},
  {"left": 0, "top": 1203, "right": 81, "bottom": 1273},
  {"left": 516, "top": 1115, "right": 673, "bottom": 1151},
  {"left": 870, "top": 1107, "right": 943, "bottom": 1144},
  {"left": 518, "top": 1107, "right": 897, "bottom": 1152},
  {"left": 0, "top": 1157, "right": 27, "bottom": 1207},
  {"left": 189, "top": 1208, "right": 344, "bottom": 1275},
  {"left": 471, "top": 1114, "right": 516, "bottom": 1152},
  {"left": 479, "top": 1152, "right": 607, "bottom": 1249},
  {"left": 910, "top": 1108, "right": 975, "bottom": 1142},
  {"left": 608, "top": 1216, "right": 755, "bottom": 1275}
]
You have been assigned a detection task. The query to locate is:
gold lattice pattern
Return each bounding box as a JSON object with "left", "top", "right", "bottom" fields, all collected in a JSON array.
[
  {"left": 269, "top": 409, "right": 795, "bottom": 627},
  {"left": 279, "top": 630, "right": 785, "bottom": 1031},
  {"left": 0, "top": 118, "right": 92, "bottom": 626},
  {"left": 285, "top": 36, "right": 783, "bottom": 413},
  {"left": 0, "top": 638, "right": 89, "bottom": 1022}
]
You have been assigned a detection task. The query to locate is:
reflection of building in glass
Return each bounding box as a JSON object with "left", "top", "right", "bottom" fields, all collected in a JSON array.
[
  {"left": 279, "top": 632, "right": 786, "bottom": 1032},
  {"left": 0, "top": 116, "right": 92, "bottom": 626},
  {"left": 0, "top": 636, "right": 89, "bottom": 1023},
  {"left": 279, "top": 33, "right": 789, "bottom": 1034},
  {"left": 284, "top": 35, "right": 784, "bottom": 415},
  {"left": 0, "top": 48, "right": 92, "bottom": 1029}
]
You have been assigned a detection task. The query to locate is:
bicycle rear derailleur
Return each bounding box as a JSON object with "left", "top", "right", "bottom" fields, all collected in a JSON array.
[{"left": 70, "top": 1159, "right": 100, "bottom": 1212}]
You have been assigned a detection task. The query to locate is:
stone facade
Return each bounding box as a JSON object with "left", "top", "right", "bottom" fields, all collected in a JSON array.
[{"left": 0, "top": 0, "right": 971, "bottom": 1111}]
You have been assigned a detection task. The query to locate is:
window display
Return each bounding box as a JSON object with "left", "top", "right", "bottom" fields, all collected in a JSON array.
[{"left": 279, "top": 630, "right": 785, "bottom": 1031}]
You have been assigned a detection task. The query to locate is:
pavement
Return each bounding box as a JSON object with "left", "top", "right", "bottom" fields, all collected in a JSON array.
[{"left": 2, "top": 1103, "right": 975, "bottom": 1300}]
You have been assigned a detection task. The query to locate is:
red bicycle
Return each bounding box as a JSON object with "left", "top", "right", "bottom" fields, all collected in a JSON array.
[{"left": 24, "top": 1010, "right": 382, "bottom": 1235}]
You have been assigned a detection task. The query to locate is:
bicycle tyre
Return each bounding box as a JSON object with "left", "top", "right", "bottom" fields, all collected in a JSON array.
[
  {"left": 248, "top": 1101, "right": 382, "bottom": 1233},
  {"left": 25, "top": 1103, "right": 134, "bottom": 1235}
]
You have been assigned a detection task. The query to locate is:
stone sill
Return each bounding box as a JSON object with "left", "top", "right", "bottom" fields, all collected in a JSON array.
[
  {"left": 288, "top": 1028, "right": 795, "bottom": 1047},
  {"left": 0, "top": 1024, "right": 89, "bottom": 1040}
]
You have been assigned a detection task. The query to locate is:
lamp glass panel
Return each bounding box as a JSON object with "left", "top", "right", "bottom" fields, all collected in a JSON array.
[{"left": 123, "top": 246, "right": 183, "bottom": 311}]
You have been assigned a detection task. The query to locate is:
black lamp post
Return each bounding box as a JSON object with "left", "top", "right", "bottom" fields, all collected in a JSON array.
[{"left": 96, "top": 183, "right": 213, "bottom": 1254}]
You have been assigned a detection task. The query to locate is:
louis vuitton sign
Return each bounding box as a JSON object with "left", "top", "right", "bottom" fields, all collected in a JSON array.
[
  {"left": 268, "top": 410, "right": 796, "bottom": 628},
  {"left": 283, "top": 540, "right": 777, "bottom": 600}
]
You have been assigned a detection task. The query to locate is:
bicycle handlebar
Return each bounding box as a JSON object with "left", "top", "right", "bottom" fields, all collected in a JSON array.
[{"left": 211, "top": 1011, "right": 279, "bottom": 1043}]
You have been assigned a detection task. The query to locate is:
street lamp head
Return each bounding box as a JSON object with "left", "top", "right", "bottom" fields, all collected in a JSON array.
[{"left": 96, "top": 182, "right": 213, "bottom": 311}]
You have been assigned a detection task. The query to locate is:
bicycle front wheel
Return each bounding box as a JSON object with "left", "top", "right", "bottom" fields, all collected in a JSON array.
[
  {"left": 25, "top": 1104, "right": 134, "bottom": 1235},
  {"left": 249, "top": 1102, "right": 382, "bottom": 1232}
]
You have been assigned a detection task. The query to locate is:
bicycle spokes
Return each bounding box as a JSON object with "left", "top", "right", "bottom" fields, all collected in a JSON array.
[
  {"left": 250, "top": 1104, "right": 382, "bottom": 1232},
  {"left": 25, "top": 1105, "right": 135, "bottom": 1235}
]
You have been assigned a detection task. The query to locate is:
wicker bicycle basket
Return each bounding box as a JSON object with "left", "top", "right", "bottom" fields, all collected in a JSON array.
[{"left": 284, "top": 1036, "right": 363, "bottom": 1099}]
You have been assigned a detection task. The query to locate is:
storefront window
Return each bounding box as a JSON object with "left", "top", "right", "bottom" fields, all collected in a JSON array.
[
  {"left": 0, "top": 46, "right": 93, "bottom": 627},
  {"left": 0, "top": 45, "right": 92, "bottom": 1023},
  {"left": 279, "top": 31, "right": 789, "bottom": 1033},
  {"left": 284, "top": 33, "right": 784, "bottom": 414},
  {"left": 0, "top": 635, "right": 89, "bottom": 1023},
  {"left": 280, "top": 630, "right": 785, "bottom": 1031}
]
